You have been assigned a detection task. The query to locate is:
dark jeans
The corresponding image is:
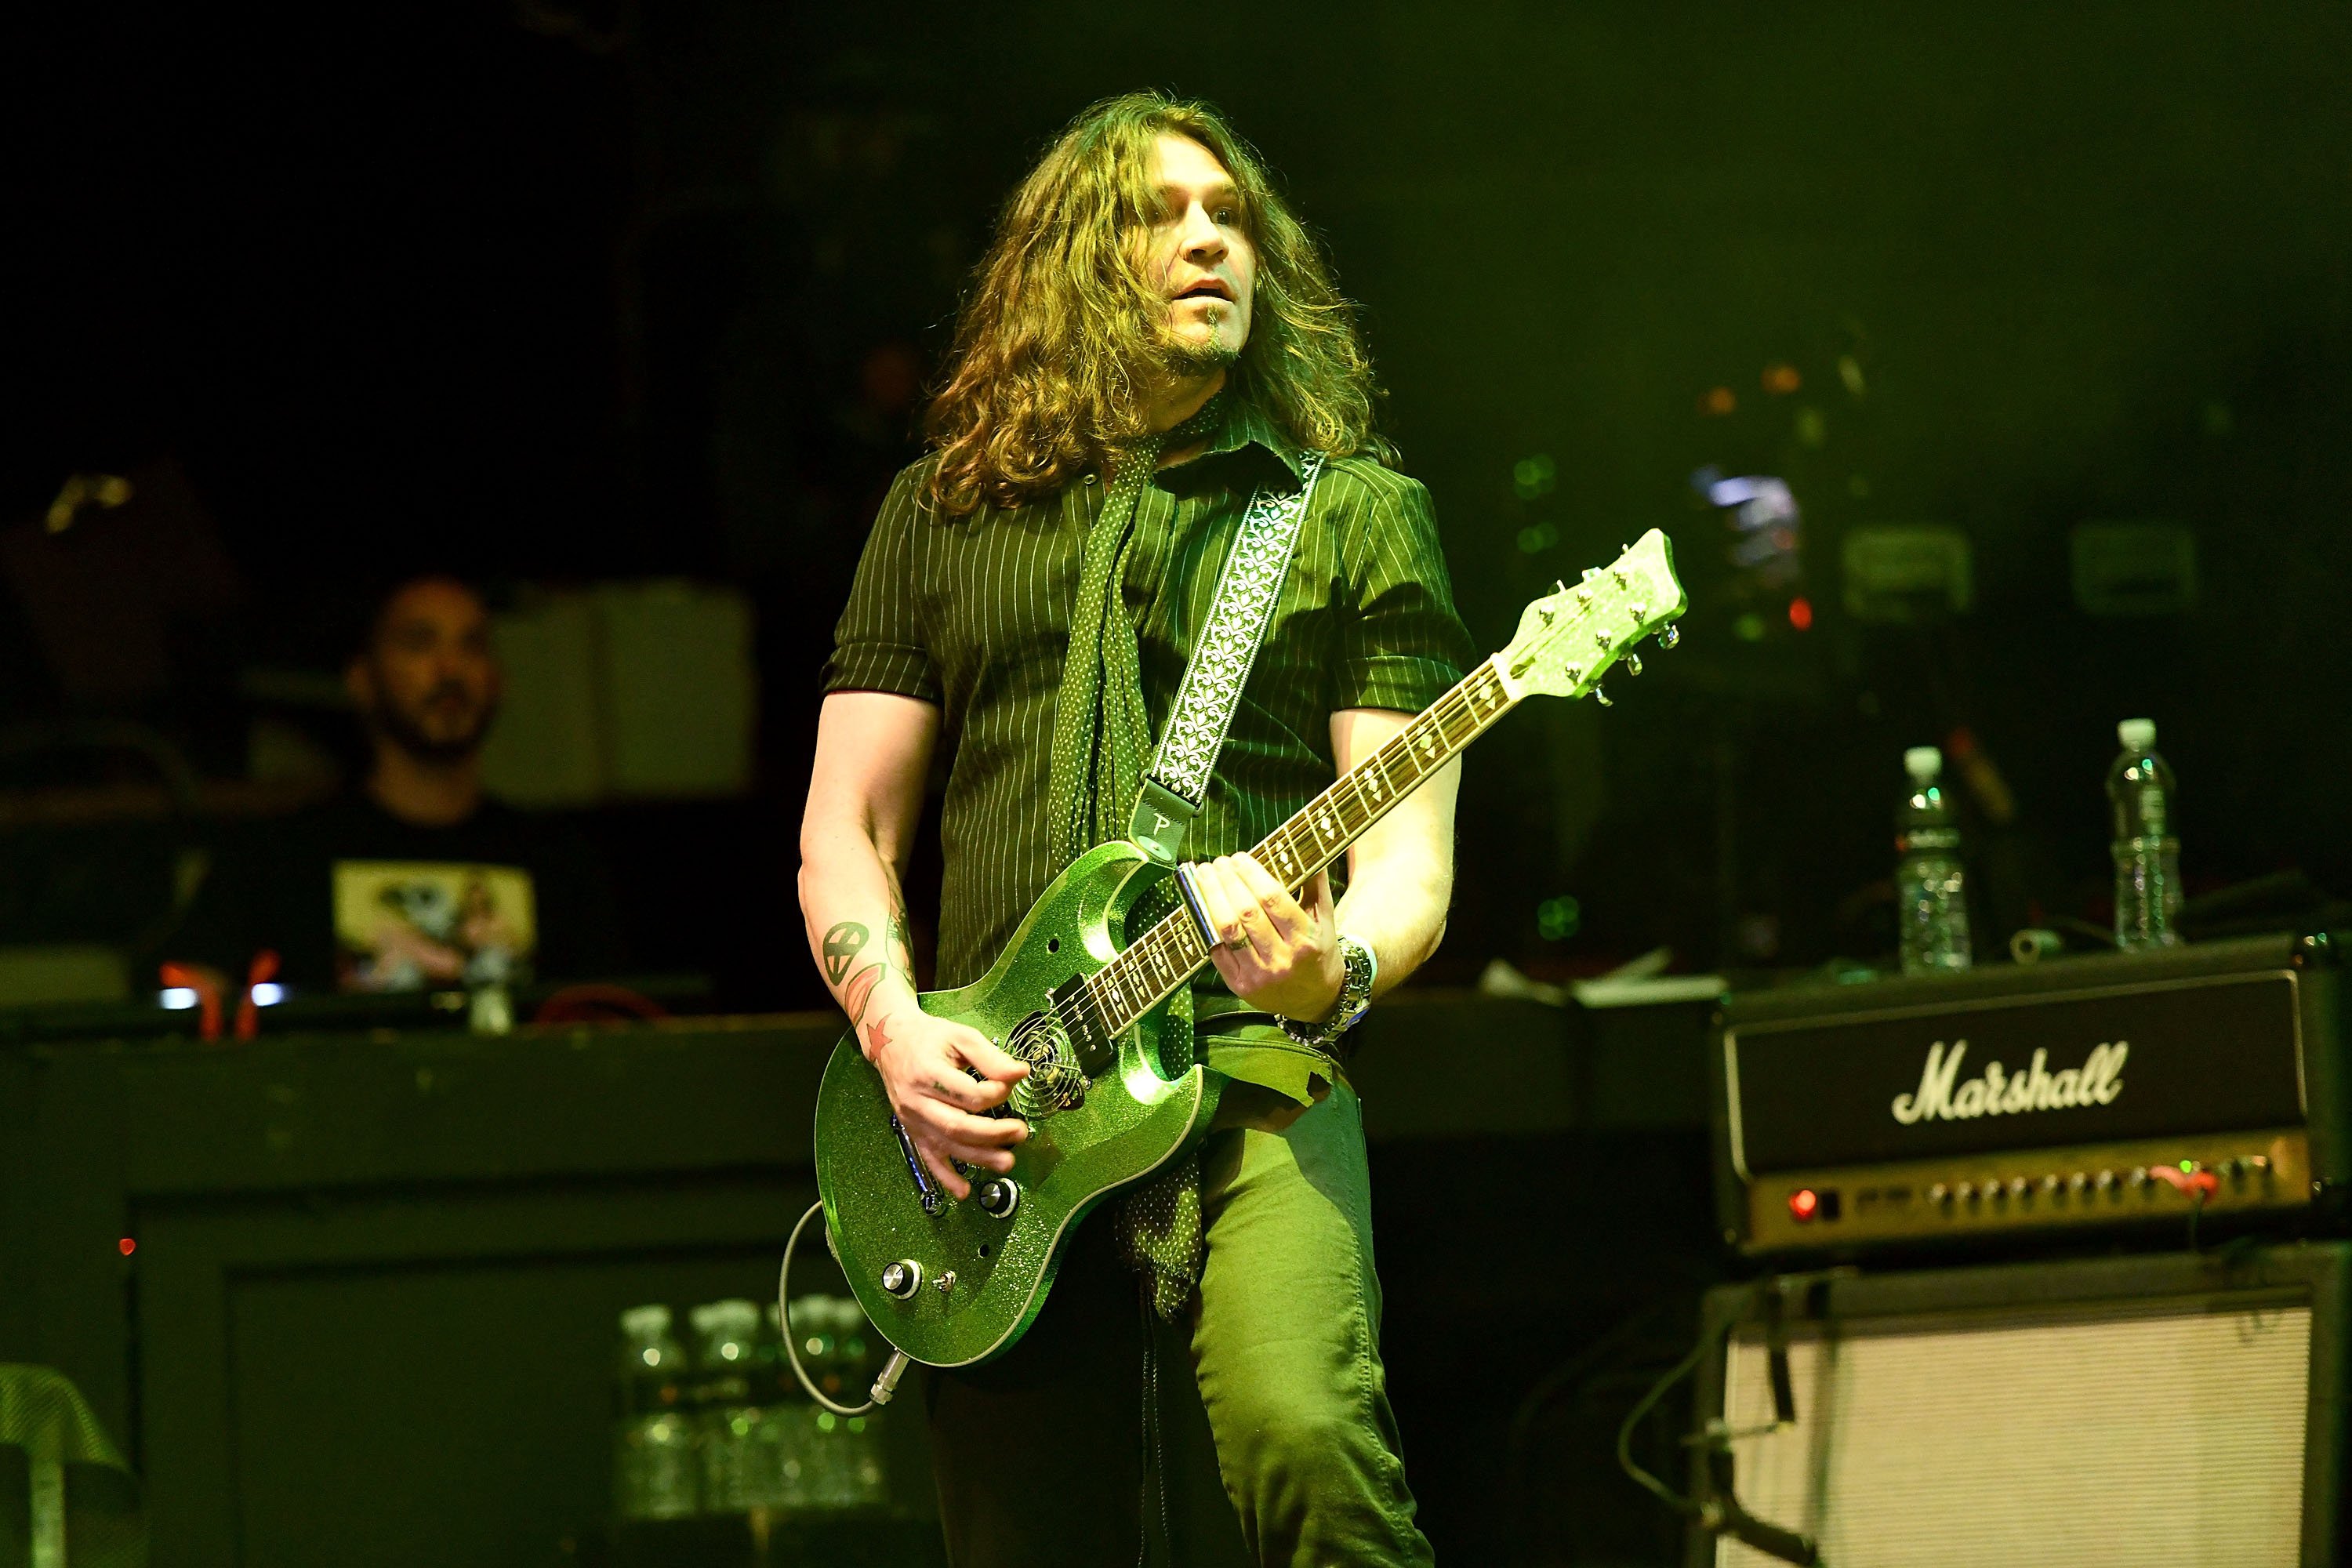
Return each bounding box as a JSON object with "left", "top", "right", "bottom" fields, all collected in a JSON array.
[{"left": 926, "top": 1083, "right": 1433, "bottom": 1567}]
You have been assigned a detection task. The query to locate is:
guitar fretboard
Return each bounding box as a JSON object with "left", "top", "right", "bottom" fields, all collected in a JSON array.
[{"left": 1066, "top": 655, "right": 1517, "bottom": 1042}]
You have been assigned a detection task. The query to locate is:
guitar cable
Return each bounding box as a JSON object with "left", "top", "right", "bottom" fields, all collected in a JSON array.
[
  {"left": 779, "top": 1199, "right": 913, "bottom": 1417},
  {"left": 1616, "top": 1273, "right": 1835, "bottom": 1567}
]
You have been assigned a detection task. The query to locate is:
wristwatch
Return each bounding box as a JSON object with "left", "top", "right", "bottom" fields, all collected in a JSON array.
[{"left": 1281, "top": 935, "right": 1377, "bottom": 1051}]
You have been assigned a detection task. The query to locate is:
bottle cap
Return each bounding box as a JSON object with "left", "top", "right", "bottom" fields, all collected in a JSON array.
[
  {"left": 620, "top": 1304, "right": 671, "bottom": 1337},
  {"left": 1903, "top": 746, "right": 1942, "bottom": 781},
  {"left": 2118, "top": 717, "right": 2156, "bottom": 751}
]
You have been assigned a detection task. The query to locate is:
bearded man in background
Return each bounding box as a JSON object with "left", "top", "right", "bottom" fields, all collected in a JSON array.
[{"left": 170, "top": 575, "right": 623, "bottom": 995}]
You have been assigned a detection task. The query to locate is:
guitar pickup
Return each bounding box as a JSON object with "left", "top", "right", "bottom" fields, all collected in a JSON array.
[{"left": 1047, "top": 975, "right": 1116, "bottom": 1075}]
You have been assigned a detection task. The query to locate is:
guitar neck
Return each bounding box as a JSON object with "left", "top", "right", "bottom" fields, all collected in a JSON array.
[{"left": 1076, "top": 655, "right": 1519, "bottom": 1038}]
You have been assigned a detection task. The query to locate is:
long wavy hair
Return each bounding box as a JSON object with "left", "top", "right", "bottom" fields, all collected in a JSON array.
[{"left": 924, "top": 92, "right": 1390, "bottom": 517}]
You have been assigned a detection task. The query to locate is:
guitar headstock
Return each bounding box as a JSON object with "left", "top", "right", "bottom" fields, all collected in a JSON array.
[{"left": 1495, "top": 530, "right": 1687, "bottom": 702}]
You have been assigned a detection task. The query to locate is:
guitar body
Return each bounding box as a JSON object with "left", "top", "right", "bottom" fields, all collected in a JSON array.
[{"left": 815, "top": 840, "right": 1225, "bottom": 1368}]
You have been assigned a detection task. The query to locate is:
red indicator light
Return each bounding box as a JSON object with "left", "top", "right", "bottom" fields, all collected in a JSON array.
[
  {"left": 117, "top": 1237, "right": 136, "bottom": 1257},
  {"left": 1788, "top": 597, "right": 1814, "bottom": 631},
  {"left": 1788, "top": 1189, "right": 1820, "bottom": 1221}
]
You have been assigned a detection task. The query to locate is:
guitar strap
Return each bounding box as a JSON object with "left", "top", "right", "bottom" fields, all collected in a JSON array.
[{"left": 1126, "top": 452, "right": 1327, "bottom": 866}]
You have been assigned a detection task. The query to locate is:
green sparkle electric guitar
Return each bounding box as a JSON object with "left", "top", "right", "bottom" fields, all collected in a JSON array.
[{"left": 812, "top": 530, "right": 1686, "bottom": 1368}]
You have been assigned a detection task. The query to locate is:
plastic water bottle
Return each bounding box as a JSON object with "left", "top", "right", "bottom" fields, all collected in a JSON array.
[
  {"left": 2108, "top": 718, "right": 2183, "bottom": 949},
  {"left": 612, "top": 1305, "right": 697, "bottom": 1519},
  {"left": 791, "top": 1297, "right": 855, "bottom": 1510},
  {"left": 832, "top": 1298, "right": 889, "bottom": 1508},
  {"left": 748, "top": 1301, "right": 807, "bottom": 1509},
  {"left": 688, "top": 1300, "right": 761, "bottom": 1514},
  {"left": 1896, "top": 746, "right": 1972, "bottom": 974}
]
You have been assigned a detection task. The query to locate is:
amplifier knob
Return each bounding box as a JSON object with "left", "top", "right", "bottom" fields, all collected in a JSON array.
[
  {"left": 2006, "top": 1177, "right": 2029, "bottom": 1200},
  {"left": 1956, "top": 1181, "right": 1978, "bottom": 1203},
  {"left": 2126, "top": 1167, "right": 2151, "bottom": 1192},
  {"left": 2095, "top": 1170, "right": 2118, "bottom": 1195},
  {"left": 2068, "top": 1171, "right": 2091, "bottom": 1196},
  {"left": 1929, "top": 1182, "right": 1952, "bottom": 1208},
  {"left": 2038, "top": 1174, "right": 2061, "bottom": 1197}
]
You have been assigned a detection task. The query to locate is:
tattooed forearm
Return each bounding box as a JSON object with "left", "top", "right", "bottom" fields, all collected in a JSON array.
[
  {"left": 826, "top": 877, "right": 917, "bottom": 1037},
  {"left": 885, "top": 887, "right": 914, "bottom": 971},
  {"left": 822, "top": 922, "right": 869, "bottom": 985},
  {"left": 843, "top": 962, "right": 885, "bottom": 1022}
]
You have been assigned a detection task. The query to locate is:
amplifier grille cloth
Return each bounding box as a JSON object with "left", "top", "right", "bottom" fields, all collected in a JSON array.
[{"left": 1721, "top": 1300, "right": 2311, "bottom": 1568}]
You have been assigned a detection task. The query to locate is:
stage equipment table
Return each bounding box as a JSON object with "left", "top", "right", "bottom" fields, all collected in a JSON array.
[{"left": 0, "top": 992, "right": 1709, "bottom": 1567}]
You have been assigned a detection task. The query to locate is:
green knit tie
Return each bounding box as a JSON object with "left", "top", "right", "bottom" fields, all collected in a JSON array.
[{"left": 1045, "top": 394, "right": 1224, "bottom": 1320}]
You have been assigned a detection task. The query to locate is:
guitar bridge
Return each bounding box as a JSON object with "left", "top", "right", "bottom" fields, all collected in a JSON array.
[{"left": 888, "top": 1115, "right": 946, "bottom": 1216}]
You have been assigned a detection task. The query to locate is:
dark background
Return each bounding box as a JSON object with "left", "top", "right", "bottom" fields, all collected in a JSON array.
[
  {"left": 6, "top": 5, "right": 2349, "bottom": 1563},
  {"left": 10, "top": 1, "right": 2352, "bottom": 1000}
]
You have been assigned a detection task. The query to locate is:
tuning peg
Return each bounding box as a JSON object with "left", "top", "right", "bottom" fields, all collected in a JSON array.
[
  {"left": 1624, "top": 654, "right": 1642, "bottom": 677},
  {"left": 1658, "top": 625, "right": 1681, "bottom": 650},
  {"left": 1552, "top": 579, "right": 1566, "bottom": 595},
  {"left": 1592, "top": 685, "right": 1613, "bottom": 707}
]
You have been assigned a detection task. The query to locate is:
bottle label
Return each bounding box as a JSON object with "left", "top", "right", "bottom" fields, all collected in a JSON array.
[{"left": 2137, "top": 783, "right": 2167, "bottom": 836}]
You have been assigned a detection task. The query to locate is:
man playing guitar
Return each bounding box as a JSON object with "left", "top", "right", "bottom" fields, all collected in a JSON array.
[{"left": 798, "top": 91, "right": 1468, "bottom": 1566}]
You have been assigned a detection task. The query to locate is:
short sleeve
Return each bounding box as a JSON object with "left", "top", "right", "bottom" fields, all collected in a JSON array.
[
  {"left": 1333, "top": 473, "right": 1476, "bottom": 713},
  {"left": 823, "top": 463, "right": 942, "bottom": 702}
]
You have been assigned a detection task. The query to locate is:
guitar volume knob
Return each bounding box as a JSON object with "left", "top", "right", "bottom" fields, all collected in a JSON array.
[
  {"left": 977, "top": 1178, "right": 1022, "bottom": 1218},
  {"left": 880, "top": 1259, "right": 923, "bottom": 1299}
]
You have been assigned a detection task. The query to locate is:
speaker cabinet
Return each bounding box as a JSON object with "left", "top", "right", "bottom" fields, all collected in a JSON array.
[{"left": 1690, "top": 1243, "right": 2348, "bottom": 1567}]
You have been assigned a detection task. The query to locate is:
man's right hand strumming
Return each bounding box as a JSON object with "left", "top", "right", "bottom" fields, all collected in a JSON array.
[
  {"left": 862, "top": 1004, "right": 1029, "bottom": 1199},
  {"left": 800, "top": 690, "right": 1035, "bottom": 1200}
]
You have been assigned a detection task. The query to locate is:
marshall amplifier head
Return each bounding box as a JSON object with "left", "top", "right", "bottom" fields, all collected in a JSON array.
[{"left": 1711, "top": 931, "right": 2347, "bottom": 1256}]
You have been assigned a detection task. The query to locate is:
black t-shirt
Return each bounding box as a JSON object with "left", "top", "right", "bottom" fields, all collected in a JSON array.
[{"left": 172, "top": 793, "right": 626, "bottom": 995}]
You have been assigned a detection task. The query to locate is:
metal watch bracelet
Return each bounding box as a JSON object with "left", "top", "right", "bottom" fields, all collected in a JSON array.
[{"left": 1280, "top": 935, "right": 1376, "bottom": 1051}]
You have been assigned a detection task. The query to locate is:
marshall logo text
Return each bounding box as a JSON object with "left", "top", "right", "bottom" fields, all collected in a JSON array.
[{"left": 1889, "top": 1040, "right": 2128, "bottom": 1125}]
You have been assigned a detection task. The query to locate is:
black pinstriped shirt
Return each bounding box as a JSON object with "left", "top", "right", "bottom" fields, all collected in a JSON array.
[{"left": 825, "top": 401, "right": 1474, "bottom": 993}]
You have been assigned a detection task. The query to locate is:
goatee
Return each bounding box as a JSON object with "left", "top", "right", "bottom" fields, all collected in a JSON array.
[
  {"left": 369, "top": 683, "right": 495, "bottom": 765},
  {"left": 1160, "top": 337, "right": 1241, "bottom": 380}
]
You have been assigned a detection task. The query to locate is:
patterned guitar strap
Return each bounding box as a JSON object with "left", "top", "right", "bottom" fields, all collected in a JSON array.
[{"left": 1043, "top": 393, "right": 1327, "bottom": 1319}]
